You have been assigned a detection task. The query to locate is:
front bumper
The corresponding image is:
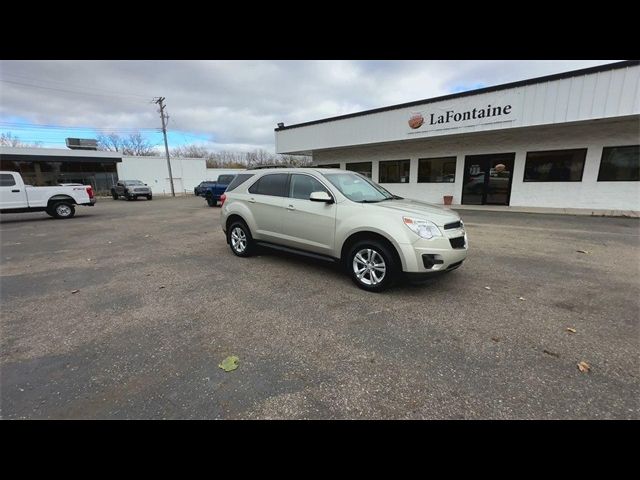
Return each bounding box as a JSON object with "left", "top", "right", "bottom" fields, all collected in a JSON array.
[{"left": 397, "top": 228, "right": 468, "bottom": 273}]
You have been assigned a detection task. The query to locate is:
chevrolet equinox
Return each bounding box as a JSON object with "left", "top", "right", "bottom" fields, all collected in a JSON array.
[{"left": 220, "top": 168, "right": 468, "bottom": 292}]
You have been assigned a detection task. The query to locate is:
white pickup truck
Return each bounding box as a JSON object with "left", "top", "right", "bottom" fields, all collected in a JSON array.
[{"left": 0, "top": 171, "right": 96, "bottom": 219}]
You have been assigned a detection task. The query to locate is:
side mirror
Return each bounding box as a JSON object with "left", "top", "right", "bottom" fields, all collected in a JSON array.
[{"left": 309, "top": 191, "right": 333, "bottom": 203}]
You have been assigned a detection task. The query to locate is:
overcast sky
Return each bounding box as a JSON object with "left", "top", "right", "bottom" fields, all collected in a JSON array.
[{"left": 0, "top": 60, "right": 617, "bottom": 153}]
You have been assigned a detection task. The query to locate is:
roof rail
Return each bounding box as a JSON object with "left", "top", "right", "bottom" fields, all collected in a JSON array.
[{"left": 247, "top": 164, "right": 292, "bottom": 170}]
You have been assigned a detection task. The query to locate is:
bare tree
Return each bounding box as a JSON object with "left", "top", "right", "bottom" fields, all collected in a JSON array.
[
  {"left": 97, "top": 132, "right": 156, "bottom": 156},
  {"left": 0, "top": 132, "right": 43, "bottom": 148},
  {"left": 97, "top": 133, "right": 124, "bottom": 152},
  {"left": 122, "top": 132, "right": 156, "bottom": 156},
  {"left": 171, "top": 144, "right": 209, "bottom": 159}
]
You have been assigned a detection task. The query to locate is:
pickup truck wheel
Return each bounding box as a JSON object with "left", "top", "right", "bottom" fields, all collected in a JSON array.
[
  {"left": 50, "top": 201, "right": 76, "bottom": 219},
  {"left": 207, "top": 196, "right": 217, "bottom": 207},
  {"left": 228, "top": 221, "right": 254, "bottom": 257},
  {"left": 146, "top": 195, "right": 153, "bottom": 200},
  {"left": 347, "top": 240, "right": 398, "bottom": 292},
  {"left": 112, "top": 191, "right": 118, "bottom": 200},
  {"left": 126, "top": 193, "right": 133, "bottom": 201}
]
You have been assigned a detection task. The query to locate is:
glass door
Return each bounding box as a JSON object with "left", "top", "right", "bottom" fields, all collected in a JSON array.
[{"left": 462, "top": 153, "right": 515, "bottom": 206}]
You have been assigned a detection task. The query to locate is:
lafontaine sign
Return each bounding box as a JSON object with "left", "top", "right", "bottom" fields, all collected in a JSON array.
[{"left": 408, "top": 99, "right": 516, "bottom": 134}]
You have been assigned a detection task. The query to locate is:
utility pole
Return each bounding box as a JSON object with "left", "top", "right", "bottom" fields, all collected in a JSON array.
[{"left": 154, "top": 96, "right": 175, "bottom": 196}]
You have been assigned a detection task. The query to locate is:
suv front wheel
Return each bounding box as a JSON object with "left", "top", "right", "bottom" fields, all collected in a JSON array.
[
  {"left": 347, "top": 240, "right": 398, "bottom": 292},
  {"left": 227, "top": 221, "right": 254, "bottom": 257}
]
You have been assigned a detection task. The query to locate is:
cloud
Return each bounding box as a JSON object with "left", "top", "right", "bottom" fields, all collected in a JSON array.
[{"left": 0, "top": 60, "right": 616, "bottom": 152}]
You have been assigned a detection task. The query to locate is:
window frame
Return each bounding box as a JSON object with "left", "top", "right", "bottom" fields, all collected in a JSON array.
[
  {"left": 378, "top": 159, "right": 411, "bottom": 184},
  {"left": 288, "top": 172, "right": 334, "bottom": 201},
  {"left": 247, "top": 173, "right": 290, "bottom": 197},
  {"left": 417, "top": 156, "right": 457, "bottom": 183},
  {"left": 597, "top": 145, "right": 640, "bottom": 182},
  {"left": 225, "top": 173, "right": 254, "bottom": 192},
  {"left": 523, "top": 148, "right": 587, "bottom": 183}
]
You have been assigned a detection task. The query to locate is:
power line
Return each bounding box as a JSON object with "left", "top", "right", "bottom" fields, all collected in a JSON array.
[
  {"left": 1, "top": 72, "right": 151, "bottom": 99},
  {"left": 0, "top": 122, "right": 160, "bottom": 133},
  {"left": 0, "top": 79, "right": 151, "bottom": 103}
]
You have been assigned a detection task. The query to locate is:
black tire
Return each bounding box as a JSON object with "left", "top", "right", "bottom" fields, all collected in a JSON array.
[
  {"left": 112, "top": 191, "right": 118, "bottom": 200},
  {"left": 227, "top": 220, "right": 254, "bottom": 257},
  {"left": 126, "top": 193, "right": 133, "bottom": 201},
  {"left": 48, "top": 201, "right": 76, "bottom": 219},
  {"left": 146, "top": 195, "right": 153, "bottom": 200},
  {"left": 206, "top": 196, "right": 217, "bottom": 207},
  {"left": 346, "top": 239, "right": 399, "bottom": 292}
]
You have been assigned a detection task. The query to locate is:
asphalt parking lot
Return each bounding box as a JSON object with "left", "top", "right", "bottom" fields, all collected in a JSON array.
[{"left": 1, "top": 196, "right": 638, "bottom": 419}]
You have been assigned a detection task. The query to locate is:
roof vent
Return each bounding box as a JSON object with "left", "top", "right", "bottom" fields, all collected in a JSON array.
[{"left": 65, "top": 138, "right": 98, "bottom": 150}]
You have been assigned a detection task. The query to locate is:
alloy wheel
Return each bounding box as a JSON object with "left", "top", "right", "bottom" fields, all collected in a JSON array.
[
  {"left": 231, "top": 227, "right": 247, "bottom": 253},
  {"left": 352, "top": 248, "right": 386, "bottom": 286}
]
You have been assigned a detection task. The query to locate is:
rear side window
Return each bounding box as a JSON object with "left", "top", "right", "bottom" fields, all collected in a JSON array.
[
  {"left": 226, "top": 173, "right": 255, "bottom": 192},
  {"left": 289, "top": 174, "right": 328, "bottom": 199},
  {"left": 248, "top": 174, "right": 289, "bottom": 197},
  {"left": 218, "top": 175, "right": 235, "bottom": 184},
  {"left": 0, "top": 173, "right": 16, "bottom": 187}
]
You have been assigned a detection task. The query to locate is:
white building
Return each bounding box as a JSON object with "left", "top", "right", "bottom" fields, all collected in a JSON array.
[
  {"left": 275, "top": 61, "right": 640, "bottom": 214},
  {"left": 117, "top": 155, "right": 207, "bottom": 195}
]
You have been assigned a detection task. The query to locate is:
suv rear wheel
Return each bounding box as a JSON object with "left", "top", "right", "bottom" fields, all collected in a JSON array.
[
  {"left": 227, "top": 221, "right": 254, "bottom": 257},
  {"left": 347, "top": 240, "right": 398, "bottom": 292}
]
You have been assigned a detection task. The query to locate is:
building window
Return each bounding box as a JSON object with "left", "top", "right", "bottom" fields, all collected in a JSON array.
[
  {"left": 523, "top": 148, "right": 587, "bottom": 182},
  {"left": 418, "top": 157, "right": 457, "bottom": 183},
  {"left": 597, "top": 145, "right": 639, "bottom": 181},
  {"left": 345, "top": 162, "right": 372, "bottom": 178},
  {"left": 379, "top": 159, "right": 410, "bottom": 183}
]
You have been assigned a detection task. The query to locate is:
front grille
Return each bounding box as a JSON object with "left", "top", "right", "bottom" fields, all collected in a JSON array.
[
  {"left": 449, "top": 236, "right": 466, "bottom": 249},
  {"left": 444, "top": 221, "right": 461, "bottom": 230}
]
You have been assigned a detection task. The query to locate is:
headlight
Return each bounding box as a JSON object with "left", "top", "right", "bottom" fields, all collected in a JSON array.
[{"left": 402, "top": 216, "right": 443, "bottom": 239}]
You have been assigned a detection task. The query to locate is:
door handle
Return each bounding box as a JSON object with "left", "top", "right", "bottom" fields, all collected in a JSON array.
[
  {"left": 11, "top": 189, "right": 20, "bottom": 193},
  {"left": 286, "top": 205, "right": 295, "bottom": 211},
  {"left": 248, "top": 197, "right": 256, "bottom": 203}
]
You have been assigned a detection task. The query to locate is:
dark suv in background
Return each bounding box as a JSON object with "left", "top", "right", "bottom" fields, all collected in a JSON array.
[{"left": 111, "top": 180, "right": 153, "bottom": 201}]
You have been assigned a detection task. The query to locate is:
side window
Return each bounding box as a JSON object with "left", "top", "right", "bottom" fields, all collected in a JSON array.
[
  {"left": 226, "top": 173, "right": 254, "bottom": 192},
  {"left": 0, "top": 173, "right": 16, "bottom": 187},
  {"left": 289, "top": 174, "right": 328, "bottom": 200},
  {"left": 248, "top": 173, "right": 289, "bottom": 197}
]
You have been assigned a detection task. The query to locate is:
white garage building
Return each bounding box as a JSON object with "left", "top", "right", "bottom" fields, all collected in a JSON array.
[{"left": 275, "top": 60, "right": 640, "bottom": 215}]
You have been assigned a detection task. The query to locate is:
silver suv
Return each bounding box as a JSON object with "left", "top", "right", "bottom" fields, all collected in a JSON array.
[{"left": 220, "top": 168, "right": 468, "bottom": 291}]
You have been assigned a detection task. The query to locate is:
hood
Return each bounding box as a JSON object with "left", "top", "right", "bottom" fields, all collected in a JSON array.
[{"left": 371, "top": 198, "right": 460, "bottom": 226}]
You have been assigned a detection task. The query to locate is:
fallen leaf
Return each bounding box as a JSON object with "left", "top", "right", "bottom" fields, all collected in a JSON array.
[
  {"left": 159, "top": 285, "right": 165, "bottom": 289},
  {"left": 219, "top": 355, "right": 239, "bottom": 372},
  {"left": 71, "top": 289, "right": 80, "bottom": 294},
  {"left": 577, "top": 361, "right": 591, "bottom": 373},
  {"left": 576, "top": 250, "right": 590, "bottom": 254},
  {"left": 566, "top": 327, "right": 577, "bottom": 334},
  {"left": 145, "top": 273, "right": 151, "bottom": 277},
  {"left": 484, "top": 286, "right": 491, "bottom": 290},
  {"left": 518, "top": 296, "right": 525, "bottom": 301},
  {"left": 543, "top": 349, "right": 560, "bottom": 358},
  {"left": 491, "top": 336, "right": 501, "bottom": 342}
]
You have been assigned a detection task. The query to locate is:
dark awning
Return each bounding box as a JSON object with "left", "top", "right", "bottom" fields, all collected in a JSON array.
[{"left": 0, "top": 153, "right": 122, "bottom": 163}]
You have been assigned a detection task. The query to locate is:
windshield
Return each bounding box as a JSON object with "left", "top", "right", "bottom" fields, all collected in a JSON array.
[
  {"left": 124, "top": 180, "right": 144, "bottom": 186},
  {"left": 322, "top": 172, "right": 396, "bottom": 203}
]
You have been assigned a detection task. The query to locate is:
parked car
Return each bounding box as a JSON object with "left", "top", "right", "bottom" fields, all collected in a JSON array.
[
  {"left": 0, "top": 171, "right": 96, "bottom": 219},
  {"left": 220, "top": 168, "right": 468, "bottom": 292},
  {"left": 111, "top": 180, "right": 152, "bottom": 201},
  {"left": 194, "top": 181, "right": 217, "bottom": 197},
  {"left": 203, "top": 174, "right": 236, "bottom": 207}
]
